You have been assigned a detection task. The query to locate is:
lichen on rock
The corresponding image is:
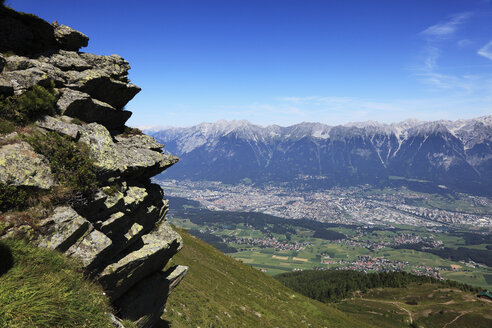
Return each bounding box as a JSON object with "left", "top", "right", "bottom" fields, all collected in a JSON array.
[{"left": 0, "top": 141, "right": 54, "bottom": 189}]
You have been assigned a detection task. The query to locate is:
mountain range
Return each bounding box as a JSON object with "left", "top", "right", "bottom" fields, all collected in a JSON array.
[{"left": 145, "top": 116, "right": 492, "bottom": 195}]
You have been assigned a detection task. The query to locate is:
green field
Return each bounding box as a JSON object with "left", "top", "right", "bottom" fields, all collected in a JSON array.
[
  {"left": 169, "top": 216, "right": 492, "bottom": 290},
  {"left": 336, "top": 283, "right": 492, "bottom": 328},
  {"left": 164, "top": 227, "right": 492, "bottom": 328}
]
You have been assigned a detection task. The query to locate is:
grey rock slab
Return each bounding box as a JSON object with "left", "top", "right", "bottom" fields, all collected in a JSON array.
[
  {"left": 36, "top": 115, "right": 81, "bottom": 139},
  {"left": 98, "top": 212, "right": 128, "bottom": 236},
  {"left": 2, "top": 67, "right": 53, "bottom": 94},
  {"left": 115, "top": 265, "right": 188, "bottom": 328},
  {"left": 65, "top": 228, "right": 112, "bottom": 269},
  {"left": 123, "top": 223, "right": 143, "bottom": 243},
  {"left": 109, "top": 222, "right": 145, "bottom": 259},
  {"left": 3, "top": 55, "right": 36, "bottom": 71},
  {"left": 123, "top": 186, "right": 148, "bottom": 210},
  {"left": 166, "top": 265, "right": 189, "bottom": 292},
  {"left": 43, "top": 50, "right": 92, "bottom": 71},
  {"left": 114, "top": 134, "right": 163, "bottom": 151},
  {"left": 78, "top": 123, "right": 179, "bottom": 179},
  {"left": 75, "top": 76, "right": 140, "bottom": 110},
  {"left": 2, "top": 51, "right": 139, "bottom": 110},
  {"left": 81, "top": 183, "right": 128, "bottom": 221},
  {"left": 98, "top": 221, "right": 182, "bottom": 301},
  {"left": 0, "top": 141, "right": 54, "bottom": 189},
  {"left": 37, "top": 206, "right": 91, "bottom": 252},
  {"left": 78, "top": 123, "right": 120, "bottom": 173},
  {"left": 114, "top": 145, "right": 179, "bottom": 180},
  {"left": 57, "top": 88, "right": 131, "bottom": 129},
  {"left": 78, "top": 53, "right": 131, "bottom": 80},
  {"left": 54, "top": 24, "right": 89, "bottom": 51}
]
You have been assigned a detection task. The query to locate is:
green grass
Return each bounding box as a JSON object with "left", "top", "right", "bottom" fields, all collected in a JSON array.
[
  {"left": 0, "top": 82, "right": 58, "bottom": 127},
  {"left": 24, "top": 131, "right": 98, "bottom": 197},
  {"left": 0, "top": 117, "right": 16, "bottom": 134},
  {"left": 170, "top": 217, "right": 492, "bottom": 290},
  {"left": 163, "top": 227, "right": 374, "bottom": 328},
  {"left": 440, "top": 271, "right": 490, "bottom": 289},
  {"left": 337, "top": 283, "right": 492, "bottom": 328},
  {"left": 0, "top": 183, "right": 29, "bottom": 212},
  {"left": 484, "top": 274, "right": 492, "bottom": 285},
  {"left": 0, "top": 239, "right": 114, "bottom": 328}
]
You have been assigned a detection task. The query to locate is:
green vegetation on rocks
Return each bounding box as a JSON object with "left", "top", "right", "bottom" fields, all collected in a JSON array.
[
  {"left": 0, "top": 183, "right": 28, "bottom": 212},
  {"left": 0, "top": 131, "right": 98, "bottom": 234},
  {"left": 23, "top": 131, "right": 98, "bottom": 199},
  {"left": 0, "top": 118, "right": 15, "bottom": 134},
  {"left": 0, "top": 238, "right": 114, "bottom": 328},
  {"left": 0, "top": 82, "right": 58, "bottom": 127}
]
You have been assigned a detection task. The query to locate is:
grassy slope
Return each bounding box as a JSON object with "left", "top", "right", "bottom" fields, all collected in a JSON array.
[
  {"left": 336, "top": 283, "right": 492, "bottom": 328},
  {"left": 0, "top": 239, "right": 116, "bottom": 328},
  {"left": 163, "top": 227, "right": 372, "bottom": 328}
]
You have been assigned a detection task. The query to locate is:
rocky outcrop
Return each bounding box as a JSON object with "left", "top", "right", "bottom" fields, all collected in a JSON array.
[
  {"left": 0, "top": 7, "right": 186, "bottom": 328},
  {"left": 115, "top": 265, "right": 188, "bottom": 328},
  {"left": 0, "top": 6, "right": 88, "bottom": 55},
  {"left": 77, "top": 123, "right": 179, "bottom": 179},
  {"left": 57, "top": 89, "right": 132, "bottom": 129}
]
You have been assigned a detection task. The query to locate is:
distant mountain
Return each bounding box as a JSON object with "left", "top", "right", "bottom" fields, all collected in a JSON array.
[{"left": 145, "top": 116, "right": 492, "bottom": 195}]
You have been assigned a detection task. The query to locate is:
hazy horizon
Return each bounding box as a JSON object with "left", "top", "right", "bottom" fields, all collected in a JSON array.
[{"left": 137, "top": 114, "right": 491, "bottom": 130}]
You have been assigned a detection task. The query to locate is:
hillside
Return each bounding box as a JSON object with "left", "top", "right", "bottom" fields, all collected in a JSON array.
[
  {"left": 274, "top": 270, "right": 492, "bottom": 327},
  {"left": 163, "top": 227, "right": 372, "bottom": 328},
  {"left": 148, "top": 117, "right": 492, "bottom": 195},
  {"left": 0, "top": 239, "right": 117, "bottom": 328},
  {"left": 336, "top": 283, "right": 492, "bottom": 328}
]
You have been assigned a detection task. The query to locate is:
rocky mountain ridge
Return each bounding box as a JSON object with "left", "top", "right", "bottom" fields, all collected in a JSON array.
[
  {"left": 148, "top": 116, "right": 492, "bottom": 195},
  {"left": 0, "top": 5, "right": 185, "bottom": 328}
]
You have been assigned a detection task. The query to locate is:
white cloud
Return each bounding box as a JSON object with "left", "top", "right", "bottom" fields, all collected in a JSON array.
[
  {"left": 278, "top": 96, "right": 353, "bottom": 105},
  {"left": 457, "top": 39, "right": 473, "bottom": 48},
  {"left": 265, "top": 95, "right": 492, "bottom": 125},
  {"left": 423, "top": 46, "right": 440, "bottom": 70},
  {"left": 421, "top": 12, "right": 471, "bottom": 39},
  {"left": 478, "top": 40, "right": 492, "bottom": 60},
  {"left": 413, "top": 12, "right": 492, "bottom": 94}
]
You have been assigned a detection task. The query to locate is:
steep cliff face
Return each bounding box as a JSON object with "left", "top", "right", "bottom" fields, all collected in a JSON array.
[{"left": 0, "top": 6, "right": 186, "bottom": 328}]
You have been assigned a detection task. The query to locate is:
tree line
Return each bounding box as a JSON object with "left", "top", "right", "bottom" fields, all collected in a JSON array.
[{"left": 275, "top": 270, "right": 481, "bottom": 303}]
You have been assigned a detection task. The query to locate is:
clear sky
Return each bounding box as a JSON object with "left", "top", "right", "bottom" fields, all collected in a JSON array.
[{"left": 8, "top": 0, "right": 492, "bottom": 127}]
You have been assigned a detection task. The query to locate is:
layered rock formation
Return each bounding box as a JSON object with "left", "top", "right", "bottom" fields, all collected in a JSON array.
[{"left": 0, "top": 5, "right": 186, "bottom": 327}]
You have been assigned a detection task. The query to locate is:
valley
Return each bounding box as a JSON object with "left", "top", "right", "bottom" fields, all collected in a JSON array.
[
  {"left": 164, "top": 227, "right": 492, "bottom": 328},
  {"left": 158, "top": 179, "right": 492, "bottom": 228},
  {"left": 336, "top": 283, "right": 492, "bottom": 328},
  {"left": 158, "top": 179, "right": 492, "bottom": 290}
]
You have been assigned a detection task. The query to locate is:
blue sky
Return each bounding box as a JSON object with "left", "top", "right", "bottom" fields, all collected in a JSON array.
[{"left": 9, "top": 0, "right": 492, "bottom": 127}]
